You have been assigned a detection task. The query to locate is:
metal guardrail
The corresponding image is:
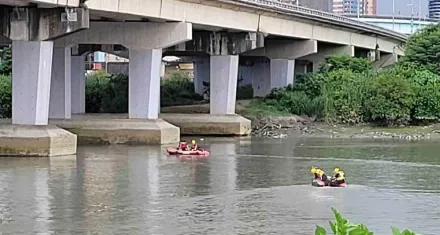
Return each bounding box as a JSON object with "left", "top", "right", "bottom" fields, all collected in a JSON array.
[{"left": 231, "top": 0, "right": 408, "bottom": 42}]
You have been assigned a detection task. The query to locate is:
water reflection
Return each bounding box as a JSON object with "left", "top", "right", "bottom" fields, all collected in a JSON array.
[{"left": 0, "top": 138, "right": 440, "bottom": 234}]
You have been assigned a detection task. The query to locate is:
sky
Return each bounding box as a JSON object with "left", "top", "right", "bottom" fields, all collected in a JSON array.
[{"left": 377, "top": 0, "right": 429, "bottom": 17}]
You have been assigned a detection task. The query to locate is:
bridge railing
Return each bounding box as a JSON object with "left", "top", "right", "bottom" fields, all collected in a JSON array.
[{"left": 232, "top": 0, "right": 407, "bottom": 41}]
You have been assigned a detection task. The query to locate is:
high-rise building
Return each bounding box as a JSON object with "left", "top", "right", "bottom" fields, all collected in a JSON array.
[
  {"left": 332, "top": 0, "right": 376, "bottom": 15},
  {"left": 429, "top": 0, "right": 440, "bottom": 20},
  {"left": 365, "top": 0, "right": 376, "bottom": 15},
  {"left": 275, "top": 0, "right": 331, "bottom": 12}
]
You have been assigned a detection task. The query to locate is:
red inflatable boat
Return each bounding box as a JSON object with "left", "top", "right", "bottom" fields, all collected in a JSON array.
[
  {"left": 166, "top": 147, "right": 210, "bottom": 157},
  {"left": 312, "top": 179, "right": 347, "bottom": 188}
]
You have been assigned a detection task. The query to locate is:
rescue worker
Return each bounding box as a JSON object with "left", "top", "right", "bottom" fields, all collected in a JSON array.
[
  {"left": 331, "top": 167, "right": 345, "bottom": 186},
  {"left": 311, "top": 167, "right": 320, "bottom": 179},
  {"left": 317, "top": 169, "right": 330, "bottom": 185},
  {"left": 190, "top": 139, "right": 199, "bottom": 151},
  {"left": 178, "top": 140, "right": 189, "bottom": 151}
]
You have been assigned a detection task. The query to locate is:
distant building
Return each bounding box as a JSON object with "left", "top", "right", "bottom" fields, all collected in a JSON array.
[
  {"left": 429, "top": 0, "right": 440, "bottom": 20},
  {"left": 333, "top": 0, "right": 376, "bottom": 15},
  {"left": 365, "top": 0, "right": 376, "bottom": 15},
  {"left": 348, "top": 15, "right": 436, "bottom": 35},
  {"left": 275, "top": 0, "right": 331, "bottom": 12}
]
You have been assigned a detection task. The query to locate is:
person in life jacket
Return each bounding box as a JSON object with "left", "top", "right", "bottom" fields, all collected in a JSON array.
[
  {"left": 178, "top": 140, "right": 189, "bottom": 150},
  {"left": 317, "top": 169, "right": 330, "bottom": 185},
  {"left": 190, "top": 139, "right": 199, "bottom": 151},
  {"left": 331, "top": 167, "right": 345, "bottom": 186},
  {"left": 311, "top": 167, "right": 320, "bottom": 179}
]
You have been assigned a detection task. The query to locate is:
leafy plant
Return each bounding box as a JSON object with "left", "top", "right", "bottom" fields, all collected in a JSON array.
[
  {"left": 400, "top": 23, "right": 440, "bottom": 75},
  {"left": 0, "top": 45, "right": 12, "bottom": 75},
  {"left": 315, "top": 208, "right": 419, "bottom": 235}
]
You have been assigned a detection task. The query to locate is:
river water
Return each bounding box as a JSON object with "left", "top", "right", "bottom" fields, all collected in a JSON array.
[{"left": 0, "top": 137, "right": 439, "bottom": 234}]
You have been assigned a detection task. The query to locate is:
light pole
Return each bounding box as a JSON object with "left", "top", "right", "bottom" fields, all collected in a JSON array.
[
  {"left": 392, "top": 0, "right": 395, "bottom": 30},
  {"left": 408, "top": 0, "right": 415, "bottom": 34},
  {"left": 357, "top": 0, "right": 360, "bottom": 18}
]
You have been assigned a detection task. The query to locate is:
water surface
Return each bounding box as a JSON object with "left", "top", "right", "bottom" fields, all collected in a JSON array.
[{"left": 0, "top": 137, "right": 439, "bottom": 234}]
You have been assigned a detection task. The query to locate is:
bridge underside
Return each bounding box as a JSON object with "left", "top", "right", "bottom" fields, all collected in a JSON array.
[{"left": 0, "top": 3, "right": 403, "bottom": 157}]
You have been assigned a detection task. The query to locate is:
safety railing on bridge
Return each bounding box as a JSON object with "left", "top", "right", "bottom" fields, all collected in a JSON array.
[{"left": 231, "top": 0, "right": 408, "bottom": 41}]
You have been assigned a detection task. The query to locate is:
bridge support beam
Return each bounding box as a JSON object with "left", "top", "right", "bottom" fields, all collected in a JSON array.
[
  {"left": 241, "top": 39, "right": 318, "bottom": 96},
  {"left": 301, "top": 44, "right": 355, "bottom": 72},
  {"left": 71, "top": 55, "right": 86, "bottom": 114},
  {"left": 0, "top": 41, "right": 77, "bottom": 157},
  {"left": 373, "top": 52, "right": 398, "bottom": 69}
]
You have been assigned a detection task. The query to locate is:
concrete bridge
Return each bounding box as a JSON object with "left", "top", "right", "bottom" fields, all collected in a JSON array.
[{"left": 0, "top": 0, "right": 407, "bottom": 156}]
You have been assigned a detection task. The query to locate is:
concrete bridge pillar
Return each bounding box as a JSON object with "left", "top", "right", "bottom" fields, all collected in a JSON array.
[
  {"left": 128, "top": 48, "right": 162, "bottom": 119},
  {"left": 210, "top": 55, "right": 239, "bottom": 115},
  {"left": 193, "top": 57, "right": 210, "bottom": 95},
  {"left": 270, "top": 59, "right": 295, "bottom": 89},
  {"left": 1, "top": 40, "right": 77, "bottom": 157},
  {"left": 49, "top": 47, "right": 72, "bottom": 119},
  {"left": 71, "top": 55, "right": 86, "bottom": 114},
  {"left": 12, "top": 41, "right": 53, "bottom": 125}
]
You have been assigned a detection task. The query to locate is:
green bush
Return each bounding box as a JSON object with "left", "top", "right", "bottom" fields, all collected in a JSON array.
[
  {"left": 318, "top": 55, "right": 372, "bottom": 74},
  {"left": 315, "top": 208, "right": 419, "bottom": 235},
  {"left": 237, "top": 84, "right": 254, "bottom": 100},
  {"left": 85, "top": 70, "right": 203, "bottom": 112},
  {"left": 101, "top": 73, "right": 128, "bottom": 113},
  {"left": 160, "top": 71, "right": 203, "bottom": 107},
  {"left": 243, "top": 99, "right": 289, "bottom": 117},
  {"left": 364, "top": 69, "right": 415, "bottom": 125},
  {"left": 0, "top": 46, "right": 12, "bottom": 75},
  {"left": 255, "top": 86, "right": 324, "bottom": 118},
  {"left": 322, "top": 69, "right": 372, "bottom": 124},
  {"left": 408, "top": 68, "right": 440, "bottom": 121},
  {"left": 0, "top": 75, "right": 11, "bottom": 118},
  {"left": 400, "top": 23, "right": 440, "bottom": 75},
  {"left": 249, "top": 55, "right": 440, "bottom": 126},
  {"left": 85, "top": 70, "right": 111, "bottom": 113}
]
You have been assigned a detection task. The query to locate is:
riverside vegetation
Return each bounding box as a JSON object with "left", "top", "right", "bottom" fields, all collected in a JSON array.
[{"left": 315, "top": 208, "right": 419, "bottom": 235}]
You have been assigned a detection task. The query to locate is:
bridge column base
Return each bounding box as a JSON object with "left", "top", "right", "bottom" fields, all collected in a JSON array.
[
  {"left": 0, "top": 125, "right": 77, "bottom": 157},
  {"left": 50, "top": 115, "right": 180, "bottom": 145},
  {"left": 161, "top": 113, "right": 251, "bottom": 136}
]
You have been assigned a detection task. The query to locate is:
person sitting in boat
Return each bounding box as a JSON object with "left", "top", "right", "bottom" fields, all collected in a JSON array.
[
  {"left": 190, "top": 139, "right": 199, "bottom": 151},
  {"left": 178, "top": 140, "right": 189, "bottom": 151},
  {"left": 330, "top": 167, "right": 345, "bottom": 186},
  {"left": 317, "top": 169, "right": 330, "bottom": 185},
  {"left": 311, "top": 167, "right": 320, "bottom": 179}
]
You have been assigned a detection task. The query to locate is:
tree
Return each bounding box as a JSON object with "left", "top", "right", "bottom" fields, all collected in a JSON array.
[
  {"left": 0, "top": 45, "right": 12, "bottom": 75},
  {"left": 401, "top": 23, "right": 440, "bottom": 75}
]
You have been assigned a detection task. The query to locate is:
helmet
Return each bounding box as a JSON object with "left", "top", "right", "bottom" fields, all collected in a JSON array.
[
  {"left": 317, "top": 169, "right": 323, "bottom": 176},
  {"left": 192, "top": 140, "right": 196, "bottom": 145},
  {"left": 311, "top": 167, "right": 317, "bottom": 174},
  {"left": 334, "top": 168, "right": 340, "bottom": 173}
]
